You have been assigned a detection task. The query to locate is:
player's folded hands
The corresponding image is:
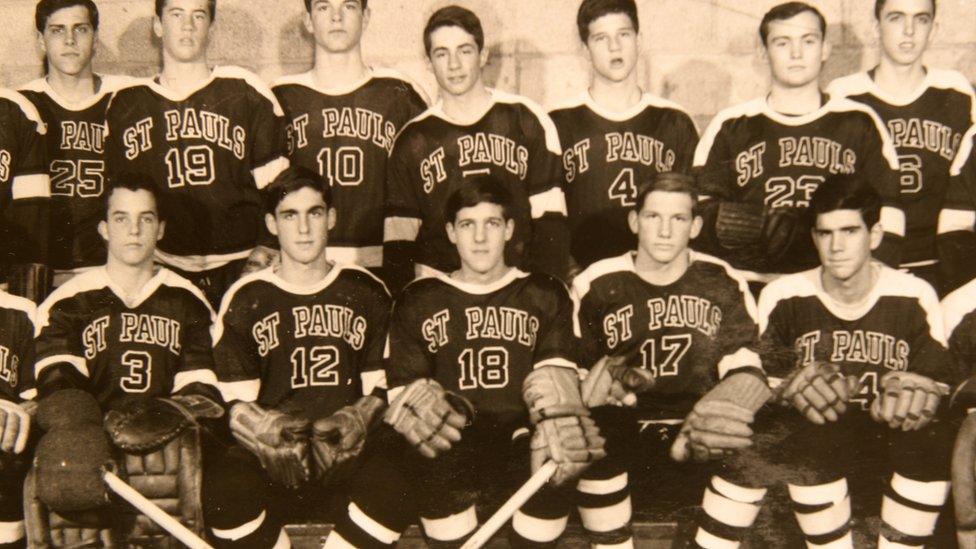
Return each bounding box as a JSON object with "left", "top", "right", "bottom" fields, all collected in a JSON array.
[
  {"left": 870, "top": 371, "right": 949, "bottom": 431},
  {"left": 229, "top": 402, "right": 311, "bottom": 489},
  {"left": 581, "top": 355, "right": 656, "bottom": 408},
  {"left": 671, "top": 399, "right": 755, "bottom": 462},
  {"left": 0, "top": 399, "right": 30, "bottom": 454},
  {"left": 780, "top": 361, "right": 860, "bottom": 424},
  {"left": 312, "top": 395, "right": 384, "bottom": 477},
  {"left": 384, "top": 379, "right": 473, "bottom": 459}
]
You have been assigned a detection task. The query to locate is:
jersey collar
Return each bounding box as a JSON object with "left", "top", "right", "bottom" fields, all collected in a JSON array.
[
  {"left": 429, "top": 88, "right": 497, "bottom": 127},
  {"left": 861, "top": 68, "right": 934, "bottom": 106},
  {"left": 760, "top": 95, "right": 833, "bottom": 126},
  {"left": 811, "top": 261, "right": 886, "bottom": 320},
  {"left": 99, "top": 266, "right": 170, "bottom": 309},
  {"left": 148, "top": 68, "right": 220, "bottom": 102},
  {"left": 20, "top": 74, "right": 120, "bottom": 111},
  {"left": 582, "top": 90, "right": 654, "bottom": 121},
  {"left": 434, "top": 267, "right": 528, "bottom": 295},
  {"left": 263, "top": 263, "right": 345, "bottom": 295},
  {"left": 276, "top": 69, "right": 375, "bottom": 96}
]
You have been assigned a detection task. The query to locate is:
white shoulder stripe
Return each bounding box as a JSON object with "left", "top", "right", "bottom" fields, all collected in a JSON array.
[
  {"left": 825, "top": 72, "right": 873, "bottom": 99},
  {"left": 212, "top": 269, "right": 276, "bottom": 345},
  {"left": 826, "top": 97, "right": 901, "bottom": 169},
  {"left": 214, "top": 65, "right": 285, "bottom": 117},
  {"left": 491, "top": 89, "right": 562, "bottom": 155},
  {"left": 36, "top": 269, "right": 111, "bottom": 334},
  {"left": 160, "top": 270, "right": 215, "bottom": 317},
  {"left": 943, "top": 278, "right": 976, "bottom": 340},
  {"left": 0, "top": 291, "right": 35, "bottom": 325},
  {"left": 571, "top": 253, "right": 635, "bottom": 302},
  {"left": 0, "top": 88, "right": 46, "bottom": 134},
  {"left": 951, "top": 125, "right": 976, "bottom": 176},
  {"left": 371, "top": 67, "right": 431, "bottom": 105},
  {"left": 756, "top": 270, "right": 819, "bottom": 334},
  {"left": 693, "top": 98, "right": 766, "bottom": 167},
  {"left": 876, "top": 268, "right": 946, "bottom": 346},
  {"left": 690, "top": 251, "right": 759, "bottom": 323}
]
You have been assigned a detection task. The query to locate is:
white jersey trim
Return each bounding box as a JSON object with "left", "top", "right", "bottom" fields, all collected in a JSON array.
[
  {"left": 950, "top": 124, "right": 976, "bottom": 176},
  {"left": 173, "top": 369, "right": 219, "bottom": 393},
  {"left": 529, "top": 186, "right": 568, "bottom": 218},
  {"left": 11, "top": 173, "right": 50, "bottom": 200},
  {"left": 327, "top": 245, "right": 383, "bottom": 268},
  {"left": 937, "top": 209, "right": 975, "bottom": 234},
  {"left": 144, "top": 66, "right": 285, "bottom": 116},
  {"left": 154, "top": 248, "right": 252, "bottom": 273},
  {"left": 273, "top": 67, "right": 430, "bottom": 104},
  {"left": 942, "top": 277, "right": 976, "bottom": 339},
  {"left": 217, "top": 378, "right": 260, "bottom": 403},
  {"left": 827, "top": 69, "right": 976, "bottom": 118},
  {"left": 549, "top": 90, "right": 694, "bottom": 125},
  {"left": 19, "top": 74, "right": 135, "bottom": 112},
  {"left": 421, "top": 267, "right": 530, "bottom": 296},
  {"left": 0, "top": 88, "right": 46, "bottom": 134},
  {"left": 383, "top": 216, "right": 421, "bottom": 243},
  {"left": 0, "top": 291, "right": 35, "bottom": 325},
  {"left": 35, "top": 354, "right": 88, "bottom": 380}
]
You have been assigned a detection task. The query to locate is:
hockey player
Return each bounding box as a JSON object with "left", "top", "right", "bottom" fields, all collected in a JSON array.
[
  {"left": 273, "top": 0, "right": 428, "bottom": 272},
  {"left": 323, "top": 177, "right": 604, "bottom": 548},
  {"left": 383, "top": 5, "right": 568, "bottom": 291},
  {"left": 31, "top": 174, "right": 292, "bottom": 548},
  {"left": 105, "top": 0, "right": 289, "bottom": 307},
  {"left": 572, "top": 172, "right": 769, "bottom": 548},
  {"left": 694, "top": 1, "right": 904, "bottom": 285},
  {"left": 828, "top": 0, "right": 975, "bottom": 295},
  {"left": 21, "top": 0, "right": 132, "bottom": 291},
  {"left": 209, "top": 166, "right": 390, "bottom": 524},
  {"left": 939, "top": 127, "right": 976, "bottom": 293},
  {"left": 550, "top": 0, "right": 698, "bottom": 272},
  {"left": 702, "top": 176, "right": 957, "bottom": 548}
]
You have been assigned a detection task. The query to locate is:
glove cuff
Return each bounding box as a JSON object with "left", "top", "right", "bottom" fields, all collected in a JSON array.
[{"left": 703, "top": 372, "right": 772, "bottom": 413}]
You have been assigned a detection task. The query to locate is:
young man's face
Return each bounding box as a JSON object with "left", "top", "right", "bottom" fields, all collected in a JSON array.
[
  {"left": 876, "top": 0, "right": 935, "bottom": 67},
  {"left": 764, "top": 11, "right": 830, "bottom": 88},
  {"left": 39, "top": 5, "right": 96, "bottom": 78},
  {"left": 812, "top": 209, "right": 883, "bottom": 282},
  {"left": 629, "top": 190, "right": 701, "bottom": 266},
  {"left": 447, "top": 201, "right": 513, "bottom": 277},
  {"left": 99, "top": 188, "right": 165, "bottom": 268},
  {"left": 585, "top": 12, "right": 640, "bottom": 84},
  {"left": 305, "top": 0, "right": 369, "bottom": 54},
  {"left": 266, "top": 186, "right": 335, "bottom": 266},
  {"left": 428, "top": 25, "right": 487, "bottom": 98},
  {"left": 154, "top": 0, "right": 212, "bottom": 63}
]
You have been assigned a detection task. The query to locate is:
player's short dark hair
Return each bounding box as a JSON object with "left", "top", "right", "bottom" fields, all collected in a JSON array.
[
  {"left": 263, "top": 166, "right": 331, "bottom": 215},
  {"left": 632, "top": 172, "right": 700, "bottom": 217},
  {"left": 444, "top": 177, "right": 513, "bottom": 224},
  {"left": 303, "top": 0, "right": 368, "bottom": 12},
  {"left": 423, "top": 5, "right": 484, "bottom": 57},
  {"left": 874, "top": 0, "right": 936, "bottom": 19},
  {"left": 759, "top": 2, "right": 826, "bottom": 46},
  {"left": 576, "top": 0, "right": 639, "bottom": 42},
  {"left": 809, "top": 174, "right": 882, "bottom": 228},
  {"left": 35, "top": 0, "right": 99, "bottom": 32},
  {"left": 102, "top": 173, "right": 165, "bottom": 221},
  {"left": 154, "top": 0, "right": 216, "bottom": 21}
]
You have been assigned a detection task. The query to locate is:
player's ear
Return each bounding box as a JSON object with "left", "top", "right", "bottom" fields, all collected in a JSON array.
[
  {"left": 479, "top": 45, "right": 489, "bottom": 68},
  {"left": 504, "top": 218, "right": 514, "bottom": 241},
  {"left": 821, "top": 37, "right": 832, "bottom": 62},
  {"left": 36, "top": 31, "right": 46, "bottom": 56},
  {"left": 628, "top": 210, "right": 638, "bottom": 235},
  {"left": 868, "top": 221, "right": 884, "bottom": 251},
  {"left": 327, "top": 207, "right": 337, "bottom": 232},
  {"left": 302, "top": 10, "right": 314, "bottom": 35},
  {"left": 98, "top": 220, "right": 109, "bottom": 242},
  {"left": 361, "top": 5, "right": 371, "bottom": 30},
  {"left": 152, "top": 15, "right": 163, "bottom": 39},
  {"left": 446, "top": 222, "right": 458, "bottom": 245},
  {"left": 690, "top": 215, "right": 703, "bottom": 240},
  {"left": 156, "top": 220, "right": 166, "bottom": 242},
  {"left": 265, "top": 213, "right": 279, "bottom": 237}
]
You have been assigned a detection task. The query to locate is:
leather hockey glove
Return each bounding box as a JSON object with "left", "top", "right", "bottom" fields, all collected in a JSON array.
[
  {"left": 384, "top": 379, "right": 473, "bottom": 459},
  {"left": 780, "top": 361, "right": 861, "bottom": 425},
  {"left": 671, "top": 372, "right": 772, "bottom": 463},
  {"left": 715, "top": 202, "right": 764, "bottom": 250},
  {"left": 311, "top": 395, "right": 384, "bottom": 477},
  {"left": 229, "top": 402, "right": 310, "bottom": 489},
  {"left": 524, "top": 366, "right": 606, "bottom": 486},
  {"left": 105, "top": 395, "right": 225, "bottom": 453},
  {"left": 242, "top": 245, "right": 280, "bottom": 276},
  {"left": 581, "top": 355, "right": 656, "bottom": 408},
  {"left": 870, "top": 371, "right": 949, "bottom": 431},
  {"left": 0, "top": 399, "right": 30, "bottom": 454}
]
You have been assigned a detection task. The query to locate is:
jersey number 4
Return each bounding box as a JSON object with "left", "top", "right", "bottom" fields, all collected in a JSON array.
[
  {"left": 608, "top": 168, "right": 637, "bottom": 207},
  {"left": 291, "top": 345, "right": 340, "bottom": 388},
  {"left": 458, "top": 347, "right": 509, "bottom": 389},
  {"left": 639, "top": 334, "right": 691, "bottom": 377}
]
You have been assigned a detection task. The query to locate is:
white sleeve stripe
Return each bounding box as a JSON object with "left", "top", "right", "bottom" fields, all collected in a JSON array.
[
  {"left": 172, "top": 369, "right": 219, "bottom": 393},
  {"left": 11, "top": 174, "right": 50, "bottom": 200},
  {"left": 693, "top": 99, "right": 764, "bottom": 167},
  {"left": 717, "top": 348, "right": 762, "bottom": 380},
  {"left": 361, "top": 370, "right": 387, "bottom": 396},
  {"left": 491, "top": 90, "right": 562, "bottom": 155},
  {"left": 533, "top": 357, "right": 578, "bottom": 371},
  {"left": 938, "top": 209, "right": 975, "bottom": 234},
  {"left": 881, "top": 207, "right": 906, "bottom": 236},
  {"left": 252, "top": 157, "right": 290, "bottom": 190},
  {"left": 529, "top": 187, "right": 568, "bottom": 218},
  {"left": 387, "top": 385, "right": 405, "bottom": 405},
  {"left": 19, "top": 388, "right": 37, "bottom": 401},
  {"left": 217, "top": 379, "right": 260, "bottom": 403},
  {"left": 383, "top": 216, "right": 421, "bottom": 243},
  {"left": 942, "top": 281, "right": 976, "bottom": 338},
  {"left": 35, "top": 355, "right": 88, "bottom": 379},
  {"left": 951, "top": 126, "right": 976, "bottom": 176}
]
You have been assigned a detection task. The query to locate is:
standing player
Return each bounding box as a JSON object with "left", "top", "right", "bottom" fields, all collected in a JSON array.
[
  {"left": 323, "top": 178, "right": 602, "bottom": 548},
  {"left": 694, "top": 2, "right": 904, "bottom": 284},
  {"left": 209, "top": 167, "right": 390, "bottom": 532},
  {"left": 572, "top": 173, "right": 769, "bottom": 548},
  {"left": 550, "top": 0, "right": 698, "bottom": 271},
  {"left": 21, "top": 0, "right": 132, "bottom": 290},
  {"left": 714, "top": 176, "right": 957, "bottom": 548},
  {"left": 828, "top": 0, "right": 975, "bottom": 294},
  {"left": 273, "top": 0, "right": 428, "bottom": 272},
  {"left": 105, "top": 0, "right": 289, "bottom": 307},
  {"left": 383, "top": 5, "right": 568, "bottom": 291}
]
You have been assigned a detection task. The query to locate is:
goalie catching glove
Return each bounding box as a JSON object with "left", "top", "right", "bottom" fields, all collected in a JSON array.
[
  {"left": 311, "top": 395, "right": 384, "bottom": 477},
  {"left": 870, "top": 371, "right": 949, "bottom": 431},
  {"left": 779, "top": 361, "right": 860, "bottom": 425},
  {"left": 105, "top": 394, "right": 225, "bottom": 453},
  {"left": 671, "top": 372, "right": 771, "bottom": 463},
  {"left": 384, "top": 379, "right": 474, "bottom": 459},
  {"left": 524, "top": 366, "right": 606, "bottom": 486},
  {"left": 230, "top": 402, "right": 310, "bottom": 489},
  {"left": 581, "top": 355, "right": 656, "bottom": 408}
]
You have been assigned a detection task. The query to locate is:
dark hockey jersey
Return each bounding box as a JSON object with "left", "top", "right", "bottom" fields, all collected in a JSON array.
[
  {"left": 0, "top": 89, "right": 49, "bottom": 270},
  {"left": 549, "top": 93, "right": 699, "bottom": 269},
  {"left": 273, "top": 69, "right": 428, "bottom": 268},
  {"left": 694, "top": 96, "right": 903, "bottom": 277},
  {"left": 104, "top": 67, "right": 289, "bottom": 271},
  {"left": 942, "top": 279, "right": 976, "bottom": 407},
  {"left": 828, "top": 69, "right": 976, "bottom": 268},
  {"left": 573, "top": 251, "right": 760, "bottom": 417},
  {"left": 212, "top": 265, "right": 390, "bottom": 421},
  {"left": 938, "top": 125, "right": 976, "bottom": 292},
  {"left": 758, "top": 264, "right": 952, "bottom": 412},
  {"left": 387, "top": 269, "right": 576, "bottom": 424},
  {"left": 34, "top": 267, "right": 218, "bottom": 408},
  {"left": 383, "top": 90, "right": 567, "bottom": 288},
  {"left": 0, "top": 291, "right": 35, "bottom": 402},
  {"left": 20, "top": 75, "right": 133, "bottom": 271}
]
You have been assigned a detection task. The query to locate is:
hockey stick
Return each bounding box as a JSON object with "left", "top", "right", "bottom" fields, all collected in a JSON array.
[
  {"left": 459, "top": 460, "right": 558, "bottom": 549},
  {"left": 103, "top": 471, "right": 213, "bottom": 549}
]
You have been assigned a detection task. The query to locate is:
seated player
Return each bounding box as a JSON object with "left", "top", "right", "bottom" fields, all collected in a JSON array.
[
  {"left": 323, "top": 177, "right": 604, "bottom": 548},
  {"left": 711, "top": 175, "right": 958, "bottom": 548},
  {"left": 209, "top": 166, "right": 390, "bottom": 518},
  {"left": 572, "top": 172, "right": 769, "bottom": 548},
  {"left": 32, "top": 174, "right": 288, "bottom": 548}
]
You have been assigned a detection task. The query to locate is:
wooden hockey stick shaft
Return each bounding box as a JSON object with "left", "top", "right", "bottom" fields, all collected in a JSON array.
[
  {"left": 459, "top": 461, "right": 558, "bottom": 549},
  {"left": 103, "top": 471, "right": 213, "bottom": 549}
]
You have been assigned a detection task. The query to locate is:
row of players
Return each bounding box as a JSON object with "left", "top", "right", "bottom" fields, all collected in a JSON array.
[
  {"left": 3, "top": 0, "right": 976, "bottom": 310},
  {"left": 2, "top": 164, "right": 974, "bottom": 549}
]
